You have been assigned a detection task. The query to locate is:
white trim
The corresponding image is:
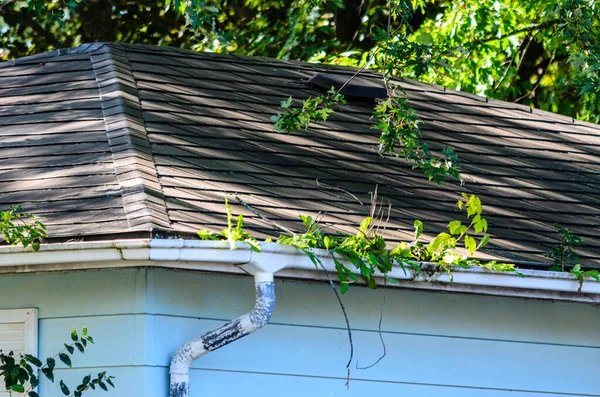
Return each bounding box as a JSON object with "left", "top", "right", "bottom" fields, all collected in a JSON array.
[
  {"left": 0, "top": 308, "right": 38, "bottom": 356},
  {"left": 0, "top": 239, "right": 598, "bottom": 303}
]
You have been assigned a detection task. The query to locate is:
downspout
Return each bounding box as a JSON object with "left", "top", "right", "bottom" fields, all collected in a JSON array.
[{"left": 169, "top": 271, "right": 276, "bottom": 397}]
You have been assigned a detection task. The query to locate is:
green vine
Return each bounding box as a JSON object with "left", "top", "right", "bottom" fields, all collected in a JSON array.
[{"left": 198, "top": 193, "right": 520, "bottom": 293}]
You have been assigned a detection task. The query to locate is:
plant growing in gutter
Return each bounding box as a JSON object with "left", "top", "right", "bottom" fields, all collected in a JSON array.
[
  {"left": 0, "top": 327, "right": 115, "bottom": 397},
  {"left": 569, "top": 264, "right": 599, "bottom": 293},
  {"left": 546, "top": 225, "right": 597, "bottom": 292},
  {"left": 197, "top": 197, "right": 262, "bottom": 252},
  {"left": 0, "top": 206, "right": 47, "bottom": 251},
  {"left": 545, "top": 224, "right": 582, "bottom": 272},
  {"left": 197, "top": 193, "right": 520, "bottom": 294}
]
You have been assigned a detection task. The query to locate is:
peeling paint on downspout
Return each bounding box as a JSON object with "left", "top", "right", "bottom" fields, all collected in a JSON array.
[{"left": 169, "top": 271, "right": 275, "bottom": 397}]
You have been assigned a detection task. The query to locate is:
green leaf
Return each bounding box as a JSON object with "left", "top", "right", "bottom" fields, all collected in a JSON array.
[
  {"left": 30, "top": 373, "right": 39, "bottom": 387},
  {"left": 428, "top": 232, "right": 453, "bottom": 253},
  {"left": 197, "top": 230, "right": 218, "bottom": 240},
  {"left": 24, "top": 354, "right": 42, "bottom": 367},
  {"left": 474, "top": 218, "right": 488, "bottom": 233},
  {"left": 42, "top": 367, "right": 54, "bottom": 382},
  {"left": 82, "top": 374, "right": 91, "bottom": 385},
  {"left": 299, "top": 215, "right": 313, "bottom": 230},
  {"left": 28, "top": 392, "right": 40, "bottom": 397},
  {"left": 59, "top": 353, "right": 72, "bottom": 368},
  {"left": 448, "top": 220, "right": 464, "bottom": 235},
  {"left": 8, "top": 384, "right": 25, "bottom": 392},
  {"left": 99, "top": 381, "right": 108, "bottom": 391},
  {"left": 71, "top": 328, "right": 78, "bottom": 341},
  {"left": 384, "top": 273, "right": 399, "bottom": 284},
  {"left": 359, "top": 217, "right": 372, "bottom": 235},
  {"left": 60, "top": 380, "right": 70, "bottom": 395},
  {"left": 87, "top": 336, "right": 94, "bottom": 344},
  {"left": 413, "top": 219, "right": 423, "bottom": 240},
  {"left": 464, "top": 235, "right": 477, "bottom": 255},
  {"left": 106, "top": 377, "right": 115, "bottom": 388},
  {"left": 245, "top": 238, "right": 262, "bottom": 253},
  {"left": 46, "top": 357, "right": 56, "bottom": 370},
  {"left": 75, "top": 342, "right": 84, "bottom": 353},
  {"left": 477, "top": 234, "right": 490, "bottom": 249},
  {"left": 64, "top": 344, "right": 74, "bottom": 354}
]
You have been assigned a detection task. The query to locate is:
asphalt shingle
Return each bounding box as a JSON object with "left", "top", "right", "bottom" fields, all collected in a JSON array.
[{"left": 1, "top": 42, "right": 600, "bottom": 268}]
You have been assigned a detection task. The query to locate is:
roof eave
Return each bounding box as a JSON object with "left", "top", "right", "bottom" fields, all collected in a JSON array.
[{"left": 0, "top": 240, "right": 596, "bottom": 303}]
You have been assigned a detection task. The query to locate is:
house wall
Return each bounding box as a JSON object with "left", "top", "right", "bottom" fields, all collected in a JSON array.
[{"left": 0, "top": 267, "right": 598, "bottom": 397}]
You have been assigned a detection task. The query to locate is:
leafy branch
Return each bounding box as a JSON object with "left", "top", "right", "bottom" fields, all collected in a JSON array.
[
  {"left": 0, "top": 327, "right": 114, "bottom": 397},
  {"left": 271, "top": 87, "right": 346, "bottom": 133},
  {"left": 0, "top": 206, "right": 47, "bottom": 251}
]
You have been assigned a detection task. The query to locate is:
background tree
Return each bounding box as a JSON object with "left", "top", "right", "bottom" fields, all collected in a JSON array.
[{"left": 1, "top": 0, "right": 598, "bottom": 122}]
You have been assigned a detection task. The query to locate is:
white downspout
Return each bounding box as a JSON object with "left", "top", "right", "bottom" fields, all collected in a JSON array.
[{"left": 169, "top": 271, "right": 276, "bottom": 397}]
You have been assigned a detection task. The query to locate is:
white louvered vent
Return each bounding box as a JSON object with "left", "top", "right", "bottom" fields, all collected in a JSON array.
[{"left": 0, "top": 309, "right": 38, "bottom": 397}]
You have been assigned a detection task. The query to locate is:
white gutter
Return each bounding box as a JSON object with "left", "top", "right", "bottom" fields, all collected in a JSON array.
[{"left": 0, "top": 239, "right": 598, "bottom": 302}]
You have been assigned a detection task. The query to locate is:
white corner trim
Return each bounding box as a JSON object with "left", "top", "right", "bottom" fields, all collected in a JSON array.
[
  {"left": 0, "top": 239, "right": 598, "bottom": 302},
  {"left": 0, "top": 308, "right": 38, "bottom": 356}
]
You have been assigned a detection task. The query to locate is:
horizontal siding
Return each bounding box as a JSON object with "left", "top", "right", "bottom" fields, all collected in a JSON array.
[
  {"left": 0, "top": 269, "right": 146, "bottom": 397},
  {"left": 1, "top": 268, "right": 600, "bottom": 396},
  {"left": 38, "top": 367, "right": 140, "bottom": 397},
  {"left": 0, "top": 268, "right": 143, "bottom": 318},
  {"left": 173, "top": 368, "right": 600, "bottom": 397},
  {"left": 149, "top": 269, "right": 600, "bottom": 396},
  {"left": 151, "top": 269, "right": 600, "bottom": 347},
  {"left": 151, "top": 316, "right": 600, "bottom": 396}
]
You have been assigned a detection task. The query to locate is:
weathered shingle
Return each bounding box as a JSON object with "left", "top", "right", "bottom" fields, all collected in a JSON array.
[{"left": 1, "top": 42, "right": 600, "bottom": 268}]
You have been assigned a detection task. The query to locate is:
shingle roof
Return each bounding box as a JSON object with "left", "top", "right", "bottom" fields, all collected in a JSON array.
[{"left": 2, "top": 42, "right": 600, "bottom": 268}]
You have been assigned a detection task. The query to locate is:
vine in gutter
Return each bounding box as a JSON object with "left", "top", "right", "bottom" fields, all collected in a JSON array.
[
  {"left": 546, "top": 225, "right": 598, "bottom": 292},
  {"left": 0, "top": 327, "right": 115, "bottom": 397},
  {"left": 198, "top": 193, "right": 520, "bottom": 294}
]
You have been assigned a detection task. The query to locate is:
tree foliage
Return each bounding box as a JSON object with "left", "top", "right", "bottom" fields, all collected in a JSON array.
[{"left": 2, "top": 0, "right": 598, "bottom": 122}]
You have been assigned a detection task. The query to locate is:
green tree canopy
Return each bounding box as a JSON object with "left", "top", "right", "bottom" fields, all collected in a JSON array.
[{"left": 2, "top": 0, "right": 598, "bottom": 122}]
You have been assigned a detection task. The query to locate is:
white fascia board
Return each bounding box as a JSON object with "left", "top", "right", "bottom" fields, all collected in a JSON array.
[{"left": 0, "top": 239, "right": 597, "bottom": 302}]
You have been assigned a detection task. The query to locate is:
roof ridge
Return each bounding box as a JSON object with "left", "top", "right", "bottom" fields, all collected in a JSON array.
[{"left": 88, "top": 44, "right": 172, "bottom": 231}]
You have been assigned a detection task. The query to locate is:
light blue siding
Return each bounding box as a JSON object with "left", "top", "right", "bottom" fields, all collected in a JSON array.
[{"left": 1, "top": 268, "right": 599, "bottom": 397}]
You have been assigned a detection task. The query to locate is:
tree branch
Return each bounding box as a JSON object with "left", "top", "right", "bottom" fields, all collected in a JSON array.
[
  {"left": 492, "top": 36, "right": 532, "bottom": 94},
  {"left": 513, "top": 51, "right": 556, "bottom": 102},
  {"left": 473, "top": 18, "right": 562, "bottom": 45}
]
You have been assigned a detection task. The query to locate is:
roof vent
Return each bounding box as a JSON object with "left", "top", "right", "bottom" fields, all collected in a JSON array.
[{"left": 307, "top": 73, "right": 387, "bottom": 100}]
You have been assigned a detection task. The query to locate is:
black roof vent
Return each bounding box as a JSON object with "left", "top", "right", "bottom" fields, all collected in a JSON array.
[{"left": 307, "top": 73, "right": 387, "bottom": 100}]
